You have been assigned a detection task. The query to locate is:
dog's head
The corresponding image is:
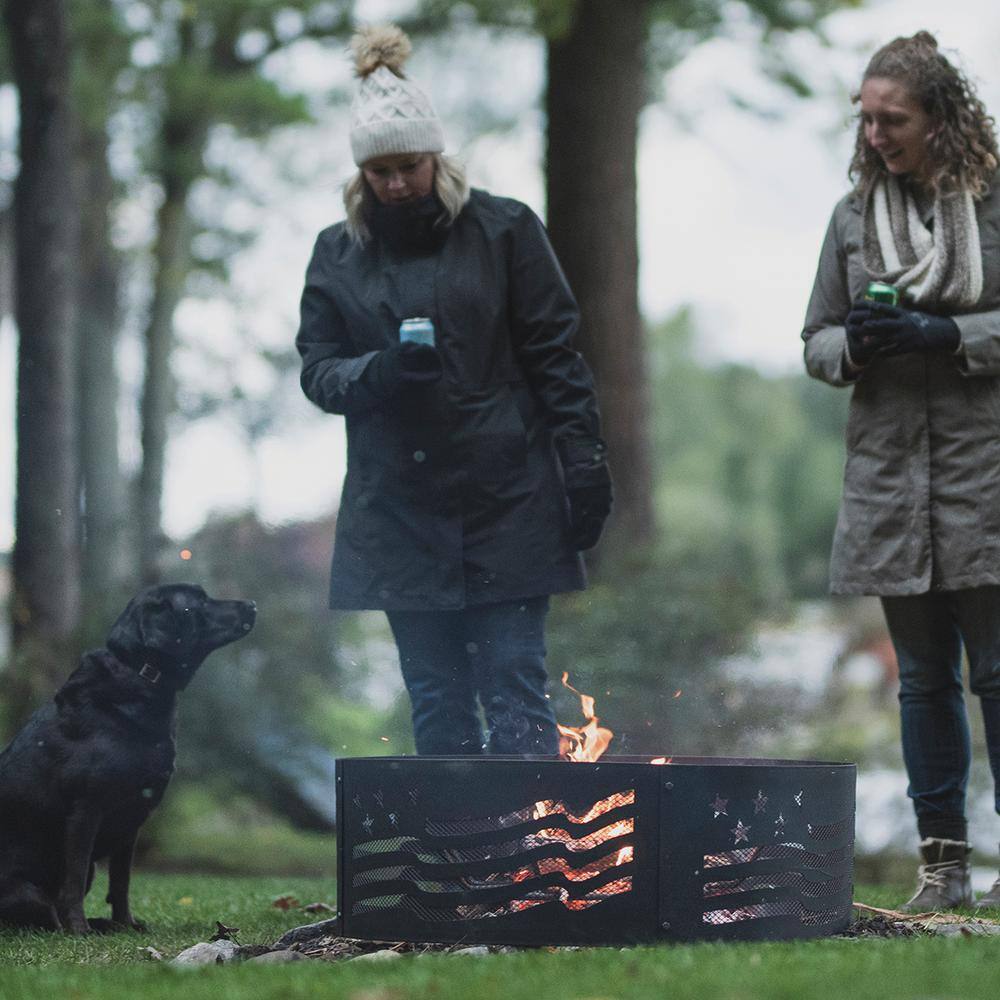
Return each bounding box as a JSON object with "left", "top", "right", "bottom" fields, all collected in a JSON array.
[{"left": 106, "top": 583, "right": 256, "bottom": 690}]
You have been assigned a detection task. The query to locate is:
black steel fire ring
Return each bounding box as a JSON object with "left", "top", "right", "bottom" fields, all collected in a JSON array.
[{"left": 336, "top": 755, "right": 856, "bottom": 946}]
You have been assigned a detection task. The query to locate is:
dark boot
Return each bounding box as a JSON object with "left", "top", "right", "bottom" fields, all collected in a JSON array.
[
  {"left": 974, "top": 843, "right": 1000, "bottom": 910},
  {"left": 899, "top": 837, "right": 972, "bottom": 913}
]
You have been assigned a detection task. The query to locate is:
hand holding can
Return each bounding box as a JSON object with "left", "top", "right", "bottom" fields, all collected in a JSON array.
[{"left": 399, "top": 317, "right": 435, "bottom": 346}]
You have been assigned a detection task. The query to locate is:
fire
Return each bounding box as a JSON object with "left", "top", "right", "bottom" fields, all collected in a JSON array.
[
  {"left": 461, "top": 787, "right": 637, "bottom": 917},
  {"left": 557, "top": 672, "right": 613, "bottom": 762}
]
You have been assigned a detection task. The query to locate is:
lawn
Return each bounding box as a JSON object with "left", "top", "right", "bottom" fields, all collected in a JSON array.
[{"left": 1, "top": 874, "right": 997, "bottom": 1000}]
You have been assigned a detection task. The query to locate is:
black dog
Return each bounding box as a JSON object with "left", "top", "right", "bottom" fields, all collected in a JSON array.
[{"left": 0, "top": 584, "right": 256, "bottom": 933}]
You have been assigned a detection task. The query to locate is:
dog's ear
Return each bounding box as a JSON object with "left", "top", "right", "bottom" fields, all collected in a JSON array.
[
  {"left": 107, "top": 593, "right": 174, "bottom": 658},
  {"left": 137, "top": 599, "right": 177, "bottom": 652}
]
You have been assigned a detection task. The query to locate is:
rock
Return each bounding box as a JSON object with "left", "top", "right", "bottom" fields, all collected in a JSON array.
[
  {"left": 272, "top": 917, "right": 341, "bottom": 949},
  {"left": 448, "top": 946, "right": 491, "bottom": 957},
  {"left": 171, "top": 940, "right": 240, "bottom": 966},
  {"left": 350, "top": 949, "right": 404, "bottom": 962},
  {"left": 248, "top": 949, "right": 310, "bottom": 963}
]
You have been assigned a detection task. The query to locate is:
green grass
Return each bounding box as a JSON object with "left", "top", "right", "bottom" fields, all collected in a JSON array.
[{"left": 1, "top": 877, "right": 997, "bottom": 1000}]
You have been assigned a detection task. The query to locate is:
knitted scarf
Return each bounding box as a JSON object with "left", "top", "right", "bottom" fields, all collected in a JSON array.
[{"left": 861, "top": 175, "right": 982, "bottom": 310}]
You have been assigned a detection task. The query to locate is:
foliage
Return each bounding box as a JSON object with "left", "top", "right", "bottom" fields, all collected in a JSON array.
[
  {"left": 411, "top": 0, "right": 865, "bottom": 95},
  {"left": 650, "top": 309, "right": 847, "bottom": 600},
  {"left": 546, "top": 309, "right": 846, "bottom": 755},
  {"left": 139, "top": 785, "right": 335, "bottom": 875}
]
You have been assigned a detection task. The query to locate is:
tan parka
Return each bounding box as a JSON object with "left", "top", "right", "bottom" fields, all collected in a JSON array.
[{"left": 802, "top": 175, "right": 1000, "bottom": 595}]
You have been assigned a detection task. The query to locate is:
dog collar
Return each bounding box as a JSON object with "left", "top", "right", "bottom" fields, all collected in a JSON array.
[{"left": 138, "top": 663, "right": 161, "bottom": 684}]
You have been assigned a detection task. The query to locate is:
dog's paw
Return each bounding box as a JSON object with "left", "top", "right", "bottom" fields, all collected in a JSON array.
[{"left": 88, "top": 916, "right": 148, "bottom": 934}]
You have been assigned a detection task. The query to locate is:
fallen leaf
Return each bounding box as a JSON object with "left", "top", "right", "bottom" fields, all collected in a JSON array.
[
  {"left": 138, "top": 946, "right": 165, "bottom": 961},
  {"left": 303, "top": 902, "right": 336, "bottom": 914},
  {"left": 272, "top": 895, "right": 300, "bottom": 911},
  {"left": 177, "top": 897, "right": 194, "bottom": 907}
]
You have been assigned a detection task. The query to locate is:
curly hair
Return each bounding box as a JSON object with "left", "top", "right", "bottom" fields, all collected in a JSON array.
[
  {"left": 849, "top": 31, "right": 998, "bottom": 197},
  {"left": 344, "top": 154, "right": 470, "bottom": 245}
]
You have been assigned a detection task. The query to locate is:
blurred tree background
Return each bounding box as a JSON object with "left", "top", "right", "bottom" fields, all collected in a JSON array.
[{"left": 5, "top": 0, "right": 991, "bottom": 877}]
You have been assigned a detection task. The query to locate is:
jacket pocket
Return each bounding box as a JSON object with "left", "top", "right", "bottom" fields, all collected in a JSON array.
[{"left": 452, "top": 382, "right": 528, "bottom": 484}]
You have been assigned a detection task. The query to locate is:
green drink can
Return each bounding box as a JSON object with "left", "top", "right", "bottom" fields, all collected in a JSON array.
[{"left": 864, "top": 281, "right": 899, "bottom": 306}]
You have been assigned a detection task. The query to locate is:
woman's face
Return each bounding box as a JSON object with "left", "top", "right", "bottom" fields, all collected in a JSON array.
[
  {"left": 363, "top": 153, "right": 435, "bottom": 205},
  {"left": 859, "top": 76, "right": 935, "bottom": 180}
]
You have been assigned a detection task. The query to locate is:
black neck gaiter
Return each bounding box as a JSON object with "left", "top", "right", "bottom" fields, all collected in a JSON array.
[{"left": 369, "top": 192, "right": 450, "bottom": 255}]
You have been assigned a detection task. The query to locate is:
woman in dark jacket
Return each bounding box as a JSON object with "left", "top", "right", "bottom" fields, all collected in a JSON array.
[
  {"left": 296, "top": 25, "right": 611, "bottom": 757},
  {"left": 802, "top": 31, "right": 1000, "bottom": 911}
]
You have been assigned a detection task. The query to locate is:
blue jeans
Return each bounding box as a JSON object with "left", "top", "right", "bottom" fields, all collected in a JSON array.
[
  {"left": 386, "top": 596, "right": 559, "bottom": 755},
  {"left": 882, "top": 587, "right": 1000, "bottom": 840}
]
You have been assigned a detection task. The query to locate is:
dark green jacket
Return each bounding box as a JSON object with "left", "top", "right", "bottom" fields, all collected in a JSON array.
[
  {"left": 297, "top": 190, "right": 602, "bottom": 610},
  {"left": 802, "top": 175, "right": 1000, "bottom": 595}
]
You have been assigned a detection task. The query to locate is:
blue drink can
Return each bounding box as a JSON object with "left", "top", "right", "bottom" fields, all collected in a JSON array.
[{"left": 399, "top": 317, "right": 435, "bottom": 346}]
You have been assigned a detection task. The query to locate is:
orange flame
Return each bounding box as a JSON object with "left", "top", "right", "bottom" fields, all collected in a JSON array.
[
  {"left": 557, "top": 672, "right": 613, "bottom": 762},
  {"left": 502, "top": 788, "right": 635, "bottom": 914}
]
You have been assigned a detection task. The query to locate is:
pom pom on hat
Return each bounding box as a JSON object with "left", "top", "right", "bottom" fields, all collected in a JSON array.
[
  {"left": 348, "top": 24, "right": 445, "bottom": 166},
  {"left": 351, "top": 24, "right": 412, "bottom": 78}
]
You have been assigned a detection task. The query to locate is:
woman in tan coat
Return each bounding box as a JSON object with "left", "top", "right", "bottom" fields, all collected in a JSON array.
[{"left": 802, "top": 31, "right": 1000, "bottom": 911}]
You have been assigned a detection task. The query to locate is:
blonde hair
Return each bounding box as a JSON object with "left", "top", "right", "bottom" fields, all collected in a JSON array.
[
  {"left": 344, "top": 154, "right": 470, "bottom": 244},
  {"left": 850, "top": 31, "right": 998, "bottom": 197}
]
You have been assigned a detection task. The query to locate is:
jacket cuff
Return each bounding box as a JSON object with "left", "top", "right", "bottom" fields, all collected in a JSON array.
[{"left": 557, "top": 437, "right": 607, "bottom": 469}]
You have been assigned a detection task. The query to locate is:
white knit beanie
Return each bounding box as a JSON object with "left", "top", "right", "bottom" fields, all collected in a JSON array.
[{"left": 349, "top": 25, "right": 445, "bottom": 167}]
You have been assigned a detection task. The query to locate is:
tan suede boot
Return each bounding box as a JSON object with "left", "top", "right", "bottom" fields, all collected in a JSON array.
[{"left": 899, "top": 837, "right": 973, "bottom": 913}]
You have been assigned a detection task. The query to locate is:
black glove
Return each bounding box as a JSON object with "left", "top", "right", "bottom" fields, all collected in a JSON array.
[
  {"left": 363, "top": 342, "right": 443, "bottom": 399},
  {"left": 845, "top": 303, "right": 893, "bottom": 366},
  {"left": 559, "top": 439, "right": 613, "bottom": 551},
  {"left": 858, "top": 302, "right": 961, "bottom": 356}
]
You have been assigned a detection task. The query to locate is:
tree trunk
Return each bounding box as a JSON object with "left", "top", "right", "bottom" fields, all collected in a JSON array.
[
  {"left": 77, "top": 106, "right": 126, "bottom": 635},
  {"left": 137, "top": 181, "right": 192, "bottom": 584},
  {"left": 545, "top": 0, "right": 655, "bottom": 551},
  {"left": 73, "top": 0, "right": 129, "bottom": 636},
  {"left": 4, "top": 0, "right": 81, "bottom": 726}
]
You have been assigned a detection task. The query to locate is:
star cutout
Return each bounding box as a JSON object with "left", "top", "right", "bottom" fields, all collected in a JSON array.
[
  {"left": 794, "top": 790, "right": 803, "bottom": 807},
  {"left": 731, "top": 819, "right": 751, "bottom": 845},
  {"left": 711, "top": 794, "right": 729, "bottom": 818},
  {"left": 753, "top": 790, "right": 768, "bottom": 814},
  {"left": 774, "top": 813, "right": 785, "bottom": 838}
]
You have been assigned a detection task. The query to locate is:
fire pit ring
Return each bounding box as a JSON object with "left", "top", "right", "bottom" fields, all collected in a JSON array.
[{"left": 336, "top": 755, "right": 855, "bottom": 945}]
